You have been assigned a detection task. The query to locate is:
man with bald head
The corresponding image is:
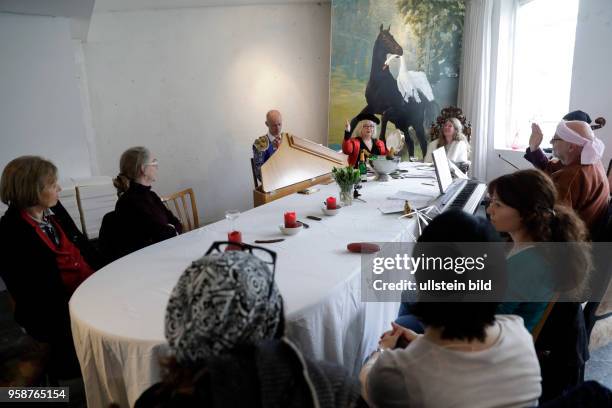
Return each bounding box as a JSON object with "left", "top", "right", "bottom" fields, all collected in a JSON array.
[
  {"left": 525, "top": 119, "right": 609, "bottom": 229},
  {"left": 252, "top": 110, "right": 291, "bottom": 182}
]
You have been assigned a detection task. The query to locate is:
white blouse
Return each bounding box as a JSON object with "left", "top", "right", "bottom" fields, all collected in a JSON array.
[{"left": 424, "top": 138, "right": 471, "bottom": 164}]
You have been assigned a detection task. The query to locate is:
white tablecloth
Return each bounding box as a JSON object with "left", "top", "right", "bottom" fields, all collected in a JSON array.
[{"left": 70, "top": 166, "right": 440, "bottom": 407}]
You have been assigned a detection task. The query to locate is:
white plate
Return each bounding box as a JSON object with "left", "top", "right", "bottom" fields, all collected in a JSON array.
[
  {"left": 321, "top": 205, "right": 340, "bottom": 216},
  {"left": 279, "top": 224, "right": 302, "bottom": 235}
]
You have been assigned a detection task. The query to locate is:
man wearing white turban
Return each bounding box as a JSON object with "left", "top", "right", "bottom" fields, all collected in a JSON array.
[{"left": 524, "top": 120, "right": 609, "bottom": 229}]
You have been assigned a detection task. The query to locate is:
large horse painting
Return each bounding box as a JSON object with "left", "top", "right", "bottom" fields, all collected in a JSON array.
[{"left": 329, "top": 0, "right": 465, "bottom": 158}]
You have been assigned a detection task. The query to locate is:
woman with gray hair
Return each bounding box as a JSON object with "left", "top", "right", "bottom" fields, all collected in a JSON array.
[
  {"left": 424, "top": 117, "right": 471, "bottom": 166},
  {"left": 110, "top": 146, "right": 182, "bottom": 257},
  {"left": 135, "top": 244, "right": 362, "bottom": 408}
]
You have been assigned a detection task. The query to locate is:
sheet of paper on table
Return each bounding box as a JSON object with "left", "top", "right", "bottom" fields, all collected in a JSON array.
[
  {"left": 397, "top": 162, "right": 437, "bottom": 178},
  {"left": 379, "top": 191, "right": 436, "bottom": 214}
]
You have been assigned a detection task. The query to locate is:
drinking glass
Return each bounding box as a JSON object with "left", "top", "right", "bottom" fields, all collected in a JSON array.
[{"left": 225, "top": 209, "right": 240, "bottom": 233}]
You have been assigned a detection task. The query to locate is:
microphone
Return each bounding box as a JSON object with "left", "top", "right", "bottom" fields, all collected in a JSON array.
[{"left": 498, "top": 154, "right": 519, "bottom": 170}]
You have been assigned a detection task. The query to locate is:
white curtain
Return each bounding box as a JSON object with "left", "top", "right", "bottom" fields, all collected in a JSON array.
[{"left": 459, "top": 0, "right": 519, "bottom": 181}]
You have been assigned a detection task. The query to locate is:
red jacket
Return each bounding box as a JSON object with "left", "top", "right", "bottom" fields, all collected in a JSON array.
[{"left": 342, "top": 137, "right": 387, "bottom": 166}]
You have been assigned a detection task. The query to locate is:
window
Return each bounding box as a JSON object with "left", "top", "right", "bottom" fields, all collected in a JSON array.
[{"left": 497, "top": 0, "right": 579, "bottom": 150}]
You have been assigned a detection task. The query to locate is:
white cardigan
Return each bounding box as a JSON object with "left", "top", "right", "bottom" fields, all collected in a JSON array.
[{"left": 423, "top": 138, "right": 471, "bottom": 164}]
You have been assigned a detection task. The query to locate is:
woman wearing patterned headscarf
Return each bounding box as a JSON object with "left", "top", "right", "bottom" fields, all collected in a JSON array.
[{"left": 135, "top": 250, "right": 361, "bottom": 408}]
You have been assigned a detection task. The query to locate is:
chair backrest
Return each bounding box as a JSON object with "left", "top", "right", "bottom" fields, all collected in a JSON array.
[
  {"left": 162, "top": 188, "right": 199, "bottom": 232},
  {"left": 250, "top": 158, "right": 261, "bottom": 189},
  {"left": 532, "top": 294, "right": 560, "bottom": 343},
  {"left": 98, "top": 210, "right": 123, "bottom": 263},
  {"left": 74, "top": 179, "right": 118, "bottom": 239},
  {"left": 429, "top": 106, "right": 472, "bottom": 142},
  {"left": 607, "top": 158, "right": 612, "bottom": 191}
]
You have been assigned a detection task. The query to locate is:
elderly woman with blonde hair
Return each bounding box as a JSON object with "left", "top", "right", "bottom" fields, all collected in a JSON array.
[
  {"left": 0, "top": 155, "right": 101, "bottom": 380},
  {"left": 424, "top": 117, "right": 471, "bottom": 166},
  {"left": 342, "top": 113, "right": 387, "bottom": 167}
]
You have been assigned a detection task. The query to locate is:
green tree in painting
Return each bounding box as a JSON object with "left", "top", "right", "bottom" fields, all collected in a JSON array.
[{"left": 396, "top": 0, "right": 465, "bottom": 82}]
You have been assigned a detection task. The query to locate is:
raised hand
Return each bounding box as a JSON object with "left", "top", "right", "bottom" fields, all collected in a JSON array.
[
  {"left": 345, "top": 119, "right": 351, "bottom": 133},
  {"left": 529, "top": 123, "right": 544, "bottom": 151}
]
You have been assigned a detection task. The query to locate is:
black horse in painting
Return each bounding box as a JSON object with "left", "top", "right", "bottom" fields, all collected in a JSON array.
[{"left": 351, "top": 25, "right": 433, "bottom": 157}]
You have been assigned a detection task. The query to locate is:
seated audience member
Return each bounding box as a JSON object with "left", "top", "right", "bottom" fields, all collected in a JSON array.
[
  {"left": 524, "top": 119, "right": 609, "bottom": 229},
  {"left": 0, "top": 156, "right": 101, "bottom": 379},
  {"left": 135, "top": 246, "right": 361, "bottom": 408},
  {"left": 361, "top": 211, "right": 542, "bottom": 408},
  {"left": 112, "top": 146, "right": 182, "bottom": 256},
  {"left": 487, "top": 169, "right": 591, "bottom": 332},
  {"left": 342, "top": 113, "right": 387, "bottom": 167},
  {"left": 424, "top": 117, "right": 471, "bottom": 167},
  {"left": 395, "top": 209, "right": 502, "bottom": 333},
  {"left": 252, "top": 110, "right": 292, "bottom": 182}
]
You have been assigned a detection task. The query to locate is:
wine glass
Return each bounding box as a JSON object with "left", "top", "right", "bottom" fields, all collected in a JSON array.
[{"left": 225, "top": 209, "right": 240, "bottom": 233}]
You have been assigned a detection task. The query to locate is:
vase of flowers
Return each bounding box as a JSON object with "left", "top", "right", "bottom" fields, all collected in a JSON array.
[{"left": 332, "top": 166, "right": 360, "bottom": 206}]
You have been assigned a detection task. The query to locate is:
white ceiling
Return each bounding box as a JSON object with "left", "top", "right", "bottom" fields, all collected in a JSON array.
[
  {"left": 0, "top": 0, "right": 327, "bottom": 40},
  {"left": 0, "top": 0, "right": 94, "bottom": 18},
  {"left": 94, "top": 0, "right": 326, "bottom": 13},
  {"left": 0, "top": 0, "right": 95, "bottom": 39}
]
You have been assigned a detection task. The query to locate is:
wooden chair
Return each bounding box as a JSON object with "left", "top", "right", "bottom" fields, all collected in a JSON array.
[
  {"left": 162, "top": 188, "right": 199, "bottom": 232},
  {"left": 606, "top": 158, "right": 612, "bottom": 192},
  {"left": 532, "top": 294, "right": 559, "bottom": 343}
]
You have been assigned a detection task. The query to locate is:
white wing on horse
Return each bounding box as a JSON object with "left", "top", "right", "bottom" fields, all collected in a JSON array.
[{"left": 384, "top": 54, "right": 434, "bottom": 104}]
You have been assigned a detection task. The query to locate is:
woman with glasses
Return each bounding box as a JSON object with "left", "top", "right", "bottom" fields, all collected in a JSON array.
[
  {"left": 111, "top": 146, "right": 182, "bottom": 257},
  {"left": 423, "top": 117, "right": 470, "bottom": 167},
  {"left": 342, "top": 113, "right": 387, "bottom": 166},
  {"left": 0, "top": 156, "right": 101, "bottom": 380},
  {"left": 135, "top": 244, "right": 362, "bottom": 408}
]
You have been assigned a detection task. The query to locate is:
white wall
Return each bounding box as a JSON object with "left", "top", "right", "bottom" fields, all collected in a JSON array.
[
  {"left": 0, "top": 13, "right": 93, "bottom": 179},
  {"left": 85, "top": 3, "right": 331, "bottom": 224},
  {"left": 486, "top": 0, "right": 612, "bottom": 182},
  {"left": 569, "top": 0, "right": 612, "bottom": 173}
]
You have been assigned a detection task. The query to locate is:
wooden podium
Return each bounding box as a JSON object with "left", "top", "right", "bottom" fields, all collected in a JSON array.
[{"left": 253, "top": 134, "right": 348, "bottom": 207}]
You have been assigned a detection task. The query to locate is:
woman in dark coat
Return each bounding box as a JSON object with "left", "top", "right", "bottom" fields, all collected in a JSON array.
[
  {"left": 135, "top": 249, "right": 362, "bottom": 408},
  {"left": 0, "top": 156, "right": 101, "bottom": 379},
  {"left": 111, "top": 146, "right": 182, "bottom": 257}
]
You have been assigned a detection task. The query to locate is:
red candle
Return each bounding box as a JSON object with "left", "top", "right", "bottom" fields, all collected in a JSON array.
[
  {"left": 326, "top": 196, "right": 337, "bottom": 210},
  {"left": 284, "top": 211, "right": 297, "bottom": 228},
  {"left": 228, "top": 230, "right": 242, "bottom": 243}
]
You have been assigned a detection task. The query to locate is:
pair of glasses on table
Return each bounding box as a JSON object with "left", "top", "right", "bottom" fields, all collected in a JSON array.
[{"left": 205, "top": 241, "right": 278, "bottom": 296}]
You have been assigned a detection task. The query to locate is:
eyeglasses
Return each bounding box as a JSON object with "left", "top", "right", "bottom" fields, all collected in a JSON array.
[
  {"left": 205, "top": 241, "right": 277, "bottom": 297},
  {"left": 145, "top": 159, "right": 159, "bottom": 167},
  {"left": 363, "top": 125, "right": 376, "bottom": 129}
]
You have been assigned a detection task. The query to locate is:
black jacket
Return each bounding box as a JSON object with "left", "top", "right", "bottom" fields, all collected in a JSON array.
[
  {"left": 135, "top": 339, "right": 364, "bottom": 408},
  {"left": 0, "top": 201, "right": 101, "bottom": 377},
  {"left": 111, "top": 183, "right": 182, "bottom": 257}
]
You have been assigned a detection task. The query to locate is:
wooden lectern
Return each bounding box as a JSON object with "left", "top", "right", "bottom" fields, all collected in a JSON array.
[{"left": 253, "top": 134, "right": 348, "bottom": 207}]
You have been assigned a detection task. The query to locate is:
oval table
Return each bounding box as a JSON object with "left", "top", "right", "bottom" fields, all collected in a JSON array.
[{"left": 70, "top": 164, "right": 438, "bottom": 407}]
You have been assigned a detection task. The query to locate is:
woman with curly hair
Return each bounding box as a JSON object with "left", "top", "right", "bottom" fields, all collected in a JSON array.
[
  {"left": 424, "top": 117, "right": 470, "bottom": 165},
  {"left": 487, "top": 169, "right": 591, "bottom": 331}
]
